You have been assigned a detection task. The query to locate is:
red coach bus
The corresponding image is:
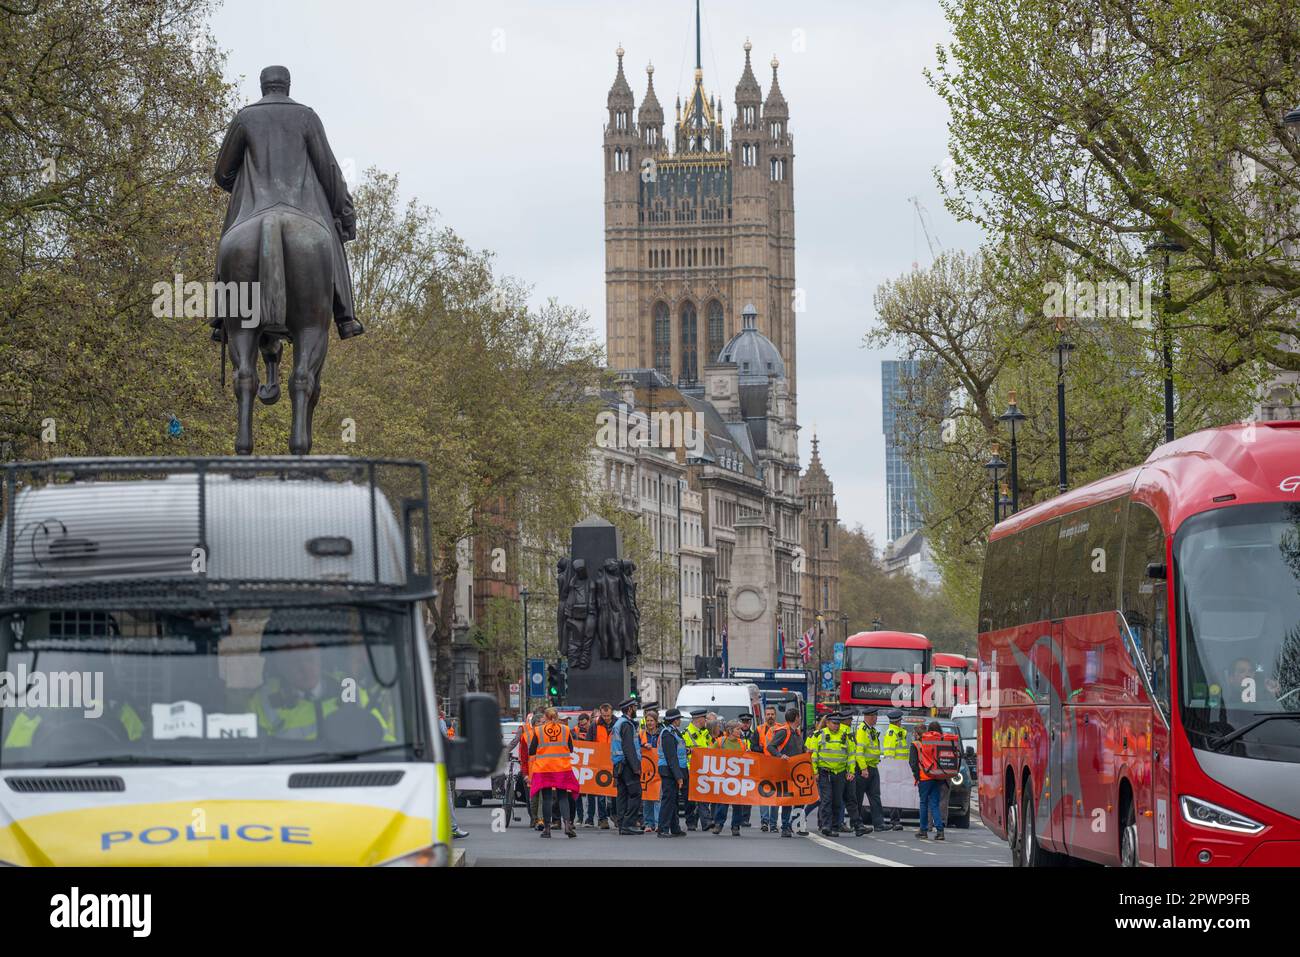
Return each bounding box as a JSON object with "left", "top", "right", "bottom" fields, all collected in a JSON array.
[
  {"left": 841, "top": 631, "right": 931, "bottom": 710},
  {"left": 978, "top": 421, "right": 1300, "bottom": 867}
]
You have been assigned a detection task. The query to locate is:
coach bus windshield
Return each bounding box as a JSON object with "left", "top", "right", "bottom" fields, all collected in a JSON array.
[
  {"left": 0, "top": 603, "right": 420, "bottom": 769},
  {"left": 1177, "top": 502, "right": 1300, "bottom": 762},
  {"left": 845, "top": 646, "right": 926, "bottom": 674}
]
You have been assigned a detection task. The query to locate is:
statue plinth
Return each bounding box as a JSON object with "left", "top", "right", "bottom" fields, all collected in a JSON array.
[{"left": 560, "top": 517, "right": 631, "bottom": 708}]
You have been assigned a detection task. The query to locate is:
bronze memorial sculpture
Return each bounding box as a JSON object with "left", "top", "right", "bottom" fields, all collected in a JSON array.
[{"left": 212, "top": 65, "right": 363, "bottom": 455}]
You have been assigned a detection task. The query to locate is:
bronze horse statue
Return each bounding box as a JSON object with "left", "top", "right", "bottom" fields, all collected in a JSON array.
[{"left": 212, "top": 65, "right": 363, "bottom": 455}]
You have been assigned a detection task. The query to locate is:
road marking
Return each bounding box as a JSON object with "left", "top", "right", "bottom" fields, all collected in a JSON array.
[{"left": 806, "top": 833, "right": 912, "bottom": 867}]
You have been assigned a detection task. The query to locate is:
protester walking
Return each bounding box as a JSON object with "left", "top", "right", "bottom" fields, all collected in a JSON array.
[{"left": 527, "top": 707, "right": 578, "bottom": 839}]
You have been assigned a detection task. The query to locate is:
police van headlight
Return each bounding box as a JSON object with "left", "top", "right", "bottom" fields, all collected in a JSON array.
[
  {"left": 382, "top": 845, "right": 443, "bottom": 867},
  {"left": 1179, "top": 796, "right": 1265, "bottom": 834}
]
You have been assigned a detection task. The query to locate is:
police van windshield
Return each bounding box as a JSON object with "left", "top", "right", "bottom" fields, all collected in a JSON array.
[{"left": 0, "top": 604, "right": 421, "bottom": 769}]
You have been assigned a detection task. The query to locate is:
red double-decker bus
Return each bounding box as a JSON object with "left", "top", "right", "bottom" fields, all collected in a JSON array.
[
  {"left": 840, "top": 631, "right": 931, "bottom": 710},
  {"left": 933, "top": 652, "right": 974, "bottom": 706},
  {"left": 978, "top": 421, "right": 1300, "bottom": 867}
]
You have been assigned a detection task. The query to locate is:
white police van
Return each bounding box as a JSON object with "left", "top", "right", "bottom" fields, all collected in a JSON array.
[{"left": 0, "top": 457, "right": 500, "bottom": 866}]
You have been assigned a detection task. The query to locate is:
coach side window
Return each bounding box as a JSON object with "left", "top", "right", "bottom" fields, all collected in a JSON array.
[
  {"left": 1036, "top": 519, "right": 1060, "bottom": 622},
  {"left": 1122, "top": 504, "right": 1170, "bottom": 716}
]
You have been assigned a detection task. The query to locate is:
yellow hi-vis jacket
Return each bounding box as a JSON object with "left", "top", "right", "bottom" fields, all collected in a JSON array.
[
  {"left": 881, "top": 722, "right": 910, "bottom": 760},
  {"left": 807, "top": 726, "right": 855, "bottom": 773},
  {"left": 855, "top": 723, "right": 883, "bottom": 770},
  {"left": 682, "top": 723, "right": 713, "bottom": 751}
]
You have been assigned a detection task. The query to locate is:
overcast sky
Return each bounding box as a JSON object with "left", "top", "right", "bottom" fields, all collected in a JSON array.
[{"left": 209, "top": 0, "right": 984, "bottom": 547}]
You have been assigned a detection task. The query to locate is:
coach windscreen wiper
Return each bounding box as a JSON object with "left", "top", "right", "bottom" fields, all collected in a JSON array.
[{"left": 1207, "top": 712, "right": 1300, "bottom": 752}]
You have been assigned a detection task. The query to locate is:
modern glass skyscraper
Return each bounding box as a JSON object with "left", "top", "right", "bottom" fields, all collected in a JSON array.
[{"left": 881, "top": 359, "right": 921, "bottom": 543}]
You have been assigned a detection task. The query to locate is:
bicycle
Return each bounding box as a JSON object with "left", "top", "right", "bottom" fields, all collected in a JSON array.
[{"left": 501, "top": 754, "right": 522, "bottom": 827}]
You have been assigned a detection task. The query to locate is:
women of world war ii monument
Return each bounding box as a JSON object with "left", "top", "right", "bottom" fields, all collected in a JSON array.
[{"left": 556, "top": 518, "right": 640, "bottom": 706}]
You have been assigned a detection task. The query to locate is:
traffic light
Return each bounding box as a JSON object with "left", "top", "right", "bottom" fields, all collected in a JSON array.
[
  {"left": 628, "top": 676, "right": 639, "bottom": 702},
  {"left": 546, "top": 662, "right": 560, "bottom": 702},
  {"left": 546, "top": 660, "right": 567, "bottom": 704}
]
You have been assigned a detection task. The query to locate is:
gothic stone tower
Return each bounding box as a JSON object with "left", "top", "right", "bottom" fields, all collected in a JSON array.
[
  {"left": 603, "top": 25, "right": 797, "bottom": 400},
  {"left": 799, "top": 433, "right": 840, "bottom": 647}
]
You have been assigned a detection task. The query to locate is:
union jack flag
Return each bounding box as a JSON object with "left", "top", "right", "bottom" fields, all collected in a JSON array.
[{"left": 797, "top": 626, "right": 814, "bottom": 664}]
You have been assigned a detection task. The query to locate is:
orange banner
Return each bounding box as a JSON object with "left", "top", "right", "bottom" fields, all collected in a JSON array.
[
  {"left": 570, "top": 739, "right": 662, "bottom": 801},
  {"left": 688, "top": 748, "right": 819, "bottom": 806}
]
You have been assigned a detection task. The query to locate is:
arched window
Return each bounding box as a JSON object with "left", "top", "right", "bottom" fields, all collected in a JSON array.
[
  {"left": 653, "top": 302, "right": 671, "bottom": 376},
  {"left": 707, "top": 300, "right": 725, "bottom": 359},
  {"left": 680, "top": 301, "right": 698, "bottom": 383}
]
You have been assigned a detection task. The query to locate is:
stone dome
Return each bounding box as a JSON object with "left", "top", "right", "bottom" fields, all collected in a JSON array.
[{"left": 718, "top": 303, "right": 785, "bottom": 380}]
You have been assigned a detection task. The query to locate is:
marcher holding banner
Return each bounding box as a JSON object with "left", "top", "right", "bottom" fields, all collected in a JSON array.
[
  {"left": 640, "top": 710, "right": 662, "bottom": 833},
  {"left": 709, "top": 721, "right": 751, "bottom": 836},
  {"left": 765, "top": 707, "right": 807, "bottom": 837},
  {"left": 757, "top": 706, "right": 781, "bottom": 832}
]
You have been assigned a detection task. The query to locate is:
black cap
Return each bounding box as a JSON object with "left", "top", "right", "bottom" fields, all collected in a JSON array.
[
  {"left": 861, "top": 707, "right": 878, "bottom": 715},
  {"left": 689, "top": 708, "right": 710, "bottom": 717},
  {"left": 887, "top": 709, "right": 904, "bottom": 720},
  {"left": 617, "top": 697, "right": 638, "bottom": 711},
  {"left": 739, "top": 712, "right": 754, "bottom": 721},
  {"left": 662, "top": 708, "right": 684, "bottom": 723}
]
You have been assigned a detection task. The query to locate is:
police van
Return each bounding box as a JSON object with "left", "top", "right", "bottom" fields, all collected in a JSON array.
[{"left": 0, "top": 457, "right": 501, "bottom": 866}]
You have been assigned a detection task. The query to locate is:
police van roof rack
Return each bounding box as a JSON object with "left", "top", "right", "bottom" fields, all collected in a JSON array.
[{"left": 0, "top": 457, "right": 434, "bottom": 612}]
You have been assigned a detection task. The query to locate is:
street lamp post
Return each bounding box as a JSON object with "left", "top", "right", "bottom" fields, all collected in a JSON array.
[
  {"left": 984, "top": 445, "right": 1007, "bottom": 524},
  {"left": 519, "top": 585, "right": 530, "bottom": 719},
  {"left": 998, "top": 483, "right": 1013, "bottom": 521},
  {"left": 1054, "top": 317, "right": 1074, "bottom": 495},
  {"left": 998, "top": 390, "right": 1028, "bottom": 514},
  {"left": 1146, "top": 236, "right": 1186, "bottom": 445}
]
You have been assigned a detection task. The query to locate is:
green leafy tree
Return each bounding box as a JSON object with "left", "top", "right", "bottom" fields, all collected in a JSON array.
[
  {"left": 0, "top": 0, "right": 237, "bottom": 459},
  {"left": 931, "top": 0, "right": 1300, "bottom": 382}
]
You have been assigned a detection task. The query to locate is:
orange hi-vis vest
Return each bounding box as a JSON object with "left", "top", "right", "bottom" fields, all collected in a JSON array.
[
  {"left": 759, "top": 722, "right": 787, "bottom": 750},
  {"left": 917, "top": 730, "right": 961, "bottom": 780},
  {"left": 532, "top": 721, "right": 574, "bottom": 773}
]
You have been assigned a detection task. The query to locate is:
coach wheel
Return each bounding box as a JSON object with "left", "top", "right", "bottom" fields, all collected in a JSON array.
[
  {"left": 1120, "top": 803, "right": 1139, "bottom": 868},
  {"left": 1006, "top": 789, "right": 1021, "bottom": 866},
  {"left": 1019, "top": 789, "right": 1039, "bottom": 867}
]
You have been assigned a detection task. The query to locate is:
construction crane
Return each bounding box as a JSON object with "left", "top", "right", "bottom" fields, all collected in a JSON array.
[{"left": 908, "top": 195, "right": 943, "bottom": 270}]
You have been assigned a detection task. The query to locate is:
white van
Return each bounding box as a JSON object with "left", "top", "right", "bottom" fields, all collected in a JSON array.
[
  {"left": 949, "top": 703, "right": 978, "bottom": 756},
  {"left": 0, "top": 457, "right": 501, "bottom": 867},
  {"left": 674, "top": 679, "right": 762, "bottom": 723}
]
